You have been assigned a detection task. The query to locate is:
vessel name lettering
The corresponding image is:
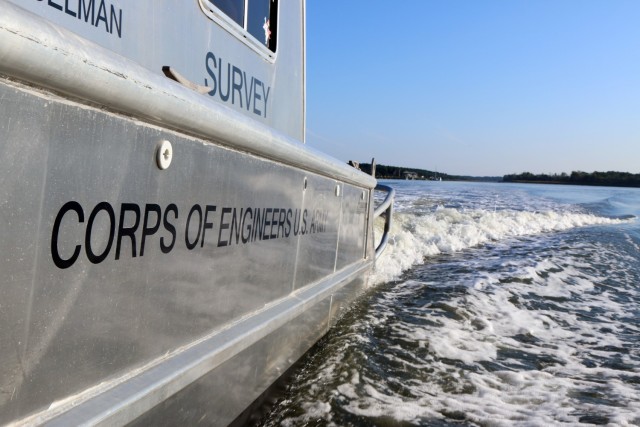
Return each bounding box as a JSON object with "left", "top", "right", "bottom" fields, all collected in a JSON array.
[
  {"left": 205, "top": 52, "right": 271, "bottom": 118},
  {"left": 36, "top": 0, "right": 123, "bottom": 38},
  {"left": 50, "top": 201, "right": 329, "bottom": 269}
]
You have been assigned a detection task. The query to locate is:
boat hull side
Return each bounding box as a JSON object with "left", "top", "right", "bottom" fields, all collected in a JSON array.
[
  {"left": 127, "top": 274, "right": 367, "bottom": 427},
  {"left": 0, "top": 79, "right": 373, "bottom": 425}
]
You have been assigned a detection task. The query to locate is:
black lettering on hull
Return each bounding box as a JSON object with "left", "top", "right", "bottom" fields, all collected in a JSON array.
[
  {"left": 50, "top": 201, "right": 333, "bottom": 269},
  {"left": 39, "top": 0, "right": 124, "bottom": 38},
  {"left": 205, "top": 51, "right": 271, "bottom": 118}
]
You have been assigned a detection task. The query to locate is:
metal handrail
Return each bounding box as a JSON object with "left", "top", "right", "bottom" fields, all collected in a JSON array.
[{"left": 373, "top": 184, "right": 395, "bottom": 259}]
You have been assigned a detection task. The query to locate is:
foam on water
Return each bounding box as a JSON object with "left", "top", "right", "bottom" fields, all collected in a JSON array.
[
  {"left": 371, "top": 207, "right": 631, "bottom": 284},
  {"left": 266, "top": 237, "right": 640, "bottom": 425},
  {"left": 261, "top": 183, "right": 640, "bottom": 426}
]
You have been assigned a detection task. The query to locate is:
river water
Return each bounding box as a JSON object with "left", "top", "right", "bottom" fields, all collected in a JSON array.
[{"left": 260, "top": 181, "right": 640, "bottom": 426}]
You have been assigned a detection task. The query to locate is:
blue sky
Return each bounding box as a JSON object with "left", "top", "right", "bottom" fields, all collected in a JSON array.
[{"left": 304, "top": 1, "right": 640, "bottom": 176}]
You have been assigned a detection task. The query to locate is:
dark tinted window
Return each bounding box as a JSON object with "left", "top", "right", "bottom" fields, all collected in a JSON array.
[
  {"left": 206, "top": 0, "right": 278, "bottom": 52},
  {"left": 209, "top": 0, "right": 244, "bottom": 26},
  {"left": 247, "top": 0, "right": 277, "bottom": 51}
]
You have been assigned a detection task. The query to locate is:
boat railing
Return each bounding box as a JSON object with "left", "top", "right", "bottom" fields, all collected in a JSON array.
[{"left": 373, "top": 184, "right": 395, "bottom": 259}]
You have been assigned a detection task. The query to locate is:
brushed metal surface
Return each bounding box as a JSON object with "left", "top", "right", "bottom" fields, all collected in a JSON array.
[
  {"left": 336, "top": 184, "right": 369, "bottom": 270},
  {"left": 0, "top": 78, "right": 374, "bottom": 425},
  {"left": 0, "top": 2, "right": 375, "bottom": 190},
  {"left": 3, "top": 0, "right": 305, "bottom": 140},
  {"left": 39, "top": 262, "right": 371, "bottom": 426},
  {"left": 292, "top": 175, "right": 341, "bottom": 290},
  {"left": 127, "top": 296, "right": 333, "bottom": 427},
  {"left": 0, "top": 2, "right": 382, "bottom": 424}
]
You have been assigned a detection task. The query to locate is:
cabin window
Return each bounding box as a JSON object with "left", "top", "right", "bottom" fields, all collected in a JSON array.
[
  {"left": 210, "top": 0, "right": 244, "bottom": 27},
  {"left": 202, "top": 0, "right": 278, "bottom": 54}
]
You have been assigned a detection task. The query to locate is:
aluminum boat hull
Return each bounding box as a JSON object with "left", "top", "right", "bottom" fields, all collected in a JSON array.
[{"left": 0, "top": 1, "right": 389, "bottom": 425}]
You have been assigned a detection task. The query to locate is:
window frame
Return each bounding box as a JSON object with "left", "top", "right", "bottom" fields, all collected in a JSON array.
[{"left": 198, "top": 0, "right": 278, "bottom": 62}]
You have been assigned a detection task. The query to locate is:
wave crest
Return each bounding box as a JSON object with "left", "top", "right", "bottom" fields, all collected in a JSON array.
[{"left": 372, "top": 207, "right": 632, "bottom": 284}]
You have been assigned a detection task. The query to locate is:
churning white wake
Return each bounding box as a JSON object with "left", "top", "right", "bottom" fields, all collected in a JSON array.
[{"left": 372, "top": 207, "right": 631, "bottom": 284}]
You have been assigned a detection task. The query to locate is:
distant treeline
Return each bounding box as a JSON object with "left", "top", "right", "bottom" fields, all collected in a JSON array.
[
  {"left": 357, "top": 163, "right": 501, "bottom": 182},
  {"left": 503, "top": 171, "right": 640, "bottom": 187}
]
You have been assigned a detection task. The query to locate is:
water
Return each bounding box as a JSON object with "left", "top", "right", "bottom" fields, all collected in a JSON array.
[{"left": 260, "top": 181, "right": 640, "bottom": 426}]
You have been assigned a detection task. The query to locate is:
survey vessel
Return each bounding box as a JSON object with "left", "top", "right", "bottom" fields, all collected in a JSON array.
[{"left": 0, "top": 0, "right": 393, "bottom": 425}]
